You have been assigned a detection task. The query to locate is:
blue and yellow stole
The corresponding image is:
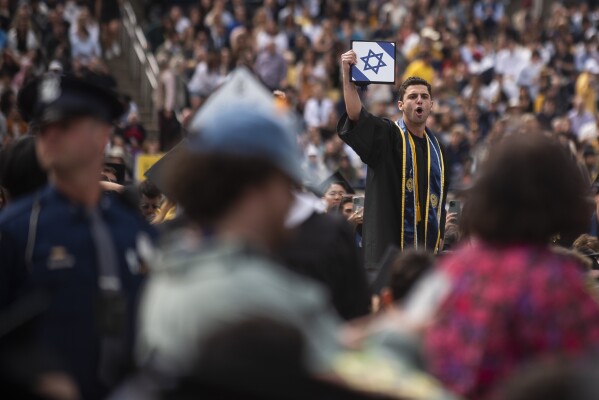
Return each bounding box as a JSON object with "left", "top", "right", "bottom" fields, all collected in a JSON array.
[{"left": 395, "top": 119, "right": 445, "bottom": 253}]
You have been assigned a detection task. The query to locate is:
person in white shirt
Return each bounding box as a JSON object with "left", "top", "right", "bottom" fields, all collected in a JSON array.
[{"left": 304, "top": 83, "right": 334, "bottom": 130}]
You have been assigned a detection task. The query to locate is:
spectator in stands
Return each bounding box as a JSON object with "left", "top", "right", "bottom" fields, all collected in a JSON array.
[
  {"left": 82, "top": 58, "right": 116, "bottom": 89},
  {"left": 70, "top": 14, "right": 101, "bottom": 66},
  {"left": 575, "top": 58, "right": 599, "bottom": 115},
  {"left": 255, "top": 40, "right": 287, "bottom": 91},
  {"left": 320, "top": 172, "right": 354, "bottom": 213},
  {"left": 304, "top": 82, "right": 334, "bottom": 131},
  {"left": 7, "top": 7, "right": 39, "bottom": 64},
  {"left": 568, "top": 96, "right": 595, "bottom": 140},
  {"left": 154, "top": 54, "right": 182, "bottom": 151},
  {"left": 121, "top": 111, "right": 146, "bottom": 149},
  {"left": 256, "top": 18, "right": 288, "bottom": 54},
  {"left": 187, "top": 49, "right": 225, "bottom": 110},
  {"left": 138, "top": 179, "right": 162, "bottom": 222},
  {"left": 97, "top": 0, "right": 121, "bottom": 60},
  {"left": 302, "top": 144, "right": 328, "bottom": 187},
  {"left": 170, "top": 5, "right": 190, "bottom": 37}
]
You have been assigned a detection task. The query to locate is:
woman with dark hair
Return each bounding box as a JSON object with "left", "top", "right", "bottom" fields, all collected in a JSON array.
[{"left": 421, "top": 133, "right": 599, "bottom": 400}]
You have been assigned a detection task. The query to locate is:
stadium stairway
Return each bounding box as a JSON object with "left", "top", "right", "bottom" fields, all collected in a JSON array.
[{"left": 104, "top": 1, "right": 158, "bottom": 139}]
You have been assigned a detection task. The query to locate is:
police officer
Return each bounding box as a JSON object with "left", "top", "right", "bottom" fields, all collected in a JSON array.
[{"left": 0, "top": 73, "right": 157, "bottom": 400}]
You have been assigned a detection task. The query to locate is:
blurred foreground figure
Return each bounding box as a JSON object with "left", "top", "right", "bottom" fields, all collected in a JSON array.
[
  {"left": 163, "top": 317, "right": 395, "bottom": 400},
  {"left": 496, "top": 360, "right": 599, "bottom": 400},
  {"left": 277, "top": 189, "right": 370, "bottom": 321},
  {"left": 0, "top": 73, "right": 157, "bottom": 400},
  {"left": 0, "top": 135, "right": 47, "bottom": 204},
  {"left": 136, "top": 104, "right": 341, "bottom": 380},
  {"left": 420, "top": 134, "right": 599, "bottom": 399}
]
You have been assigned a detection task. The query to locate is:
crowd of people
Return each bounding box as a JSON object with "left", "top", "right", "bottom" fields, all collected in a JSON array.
[
  {"left": 4, "top": 1, "right": 599, "bottom": 400},
  {"left": 0, "top": 0, "right": 157, "bottom": 183},
  {"left": 144, "top": 0, "right": 599, "bottom": 192}
]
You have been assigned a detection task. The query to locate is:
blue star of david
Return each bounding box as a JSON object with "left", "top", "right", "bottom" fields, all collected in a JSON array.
[{"left": 360, "top": 49, "right": 387, "bottom": 74}]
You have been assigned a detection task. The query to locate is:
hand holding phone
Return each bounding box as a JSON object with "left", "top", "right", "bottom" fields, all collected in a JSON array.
[
  {"left": 352, "top": 196, "right": 365, "bottom": 212},
  {"left": 447, "top": 200, "right": 461, "bottom": 217}
]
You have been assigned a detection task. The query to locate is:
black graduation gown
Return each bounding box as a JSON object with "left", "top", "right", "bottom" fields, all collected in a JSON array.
[
  {"left": 337, "top": 108, "right": 448, "bottom": 273},
  {"left": 276, "top": 212, "right": 371, "bottom": 321}
]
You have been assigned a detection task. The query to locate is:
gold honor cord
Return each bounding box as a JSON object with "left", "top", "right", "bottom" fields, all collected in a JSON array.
[
  {"left": 432, "top": 135, "right": 445, "bottom": 253},
  {"left": 424, "top": 134, "right": 431, "bottom": 249},
  {"left": 400, "top": 123, "right": 406, "bottom": 250},
  {"left": 406, "top": 132, "right": 420, "bottom": 247}
]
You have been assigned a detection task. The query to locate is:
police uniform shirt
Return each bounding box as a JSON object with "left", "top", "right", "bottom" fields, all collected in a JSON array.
[{"left": 0, "top": 184, "right": 157, "bottom": 400}]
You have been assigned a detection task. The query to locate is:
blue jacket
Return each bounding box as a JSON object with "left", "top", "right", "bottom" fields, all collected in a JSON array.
[{"left": 0, "top": 185, "right": 157, "bottom": 400}]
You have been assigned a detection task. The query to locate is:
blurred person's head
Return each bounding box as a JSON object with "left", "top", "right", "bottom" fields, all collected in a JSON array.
[
  {"left": 340, "top": 196, "right": 354, "bottom": 219},
  {"left": 380, "top": 250, "right": 436, "bottom": 308},
  {"left": 17, "top": 74, "right": 124, "bottom": 180},
  {"left": 265, "top": 40, "right": 277, "bottom": 55},
  {"left": 462, "top": 133, "right": 592, "bottom": 245},
  {"left": 127, "top": 111, "right": 140, "bottom": 125},
  {"left": 165, "top": 104, "right": 301, "bottom": 250},
  {"left": 572, "top": 234, "right": 599, "bottom": 258},
  {"left": 572, "top": 236, "right": 599, "bottom": 279},
  {"left": 339, "top": 154, "right": 351, "bottom": 169},
  {"left": 139, "top": 179, "right": 162, "bottom": 221},
  {"left": 170, "top": 6, "right": 182, "bottom": 22},
  {"left": 312, "top": 82, "right": 325, "bottom": 100},
  {"left": 143, "top": 138, "right": 160, "bottom": 154},
  {"left": 164, "top": 316, "right": 392, "bottom": 400},
  {"left": 497, "top": 361, "right": 599, "bottom": 400},
  {"left": 106, "top": 146, "right": 125, "bottom": 165},
  {"left": 573, "top": 96, "right": 586, "bottom": 113},
  {"left": 582, "top": 146, "right": 597, "bottom": 169},
  {"left": 450, "top": 124, "right": 466, "bottom": 147},
  {"left": 0, "top": 135, "right": 47, "bottom": 202},
  {"left": 442, "top": 223, "right": 461, "bottom": 252},
  {"left": 541, "top": 98, "right": 556, "bottom": 116}
]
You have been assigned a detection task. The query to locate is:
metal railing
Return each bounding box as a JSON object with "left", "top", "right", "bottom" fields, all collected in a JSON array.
[{"left": 120, "top": 1, "right": 158, "bottom": 130}]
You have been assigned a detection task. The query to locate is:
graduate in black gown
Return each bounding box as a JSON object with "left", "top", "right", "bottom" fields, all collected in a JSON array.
[{"left": 337, "top": 50, "right": 449, "bottom": 274}]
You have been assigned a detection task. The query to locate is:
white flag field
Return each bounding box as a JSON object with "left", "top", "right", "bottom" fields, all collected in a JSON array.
[{"left": 351, "top": 41, "right": 396, "bottom": 84}]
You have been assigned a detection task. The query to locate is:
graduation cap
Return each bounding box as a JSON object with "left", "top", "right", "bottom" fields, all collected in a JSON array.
[
  {"left": 319, "top": 171, "right": 355, "bottom": 196},
  {"left": 143, "top": 139, "right": 188, "bottom": 199},
  {"left": 17, "top": 72, "right": 125, "bottom": 125},
  {"left": 189, "top": 67, "right": 279, "bottom": 134},
  {"left": 144, "top": 67, "right": 305, "bottom": 201}
]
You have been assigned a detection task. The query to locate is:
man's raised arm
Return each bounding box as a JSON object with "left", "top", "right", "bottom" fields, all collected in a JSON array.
[{"left": 341, "top": 50, "right": 362, "bottom": 122}]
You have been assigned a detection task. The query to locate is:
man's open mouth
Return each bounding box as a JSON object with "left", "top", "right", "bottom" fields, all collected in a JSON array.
[{"left": 416, "top": 107, "right": 423, "bottom": 116}]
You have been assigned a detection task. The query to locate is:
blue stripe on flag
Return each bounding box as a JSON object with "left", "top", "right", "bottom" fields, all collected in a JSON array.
[
  {"left": 377, "top": 42, "right": 395, "bottom": 60},
  {"left": 351, "top": 65, "right": 370, "bottom": 82}
]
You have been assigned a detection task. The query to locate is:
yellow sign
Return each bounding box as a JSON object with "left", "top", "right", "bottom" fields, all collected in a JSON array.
[{"left": 135, "top": 154, "right": 164, "bottom": 182}]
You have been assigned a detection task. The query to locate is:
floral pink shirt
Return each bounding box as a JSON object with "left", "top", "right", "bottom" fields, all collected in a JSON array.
[{"left": 425, "top": 241, "right": 599, "bottom": 399}]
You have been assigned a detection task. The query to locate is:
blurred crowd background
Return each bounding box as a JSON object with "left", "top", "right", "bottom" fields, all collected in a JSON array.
[
  {"left": 4, "top": 1, "right": 599, "bottom": 400},
  {"left": 3, "top": 0, "right": 599, "bottom": 193}
]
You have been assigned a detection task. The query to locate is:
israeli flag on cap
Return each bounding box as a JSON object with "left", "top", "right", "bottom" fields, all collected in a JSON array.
[{"left": 350, "top": 40, "right": 396, "bottom": 85}]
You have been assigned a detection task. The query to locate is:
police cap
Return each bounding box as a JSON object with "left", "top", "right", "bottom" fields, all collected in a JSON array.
[{"left": 17, "top": 72, "right": 125, "bottom": 126}]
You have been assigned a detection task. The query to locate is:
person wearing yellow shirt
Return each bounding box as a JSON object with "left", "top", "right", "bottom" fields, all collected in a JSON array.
[
  {"left": 576, "top": 58, "right": 599, "bottom": 115},
  {"left": 402, "top": 52, "right": 436, "bottom": 84}
]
